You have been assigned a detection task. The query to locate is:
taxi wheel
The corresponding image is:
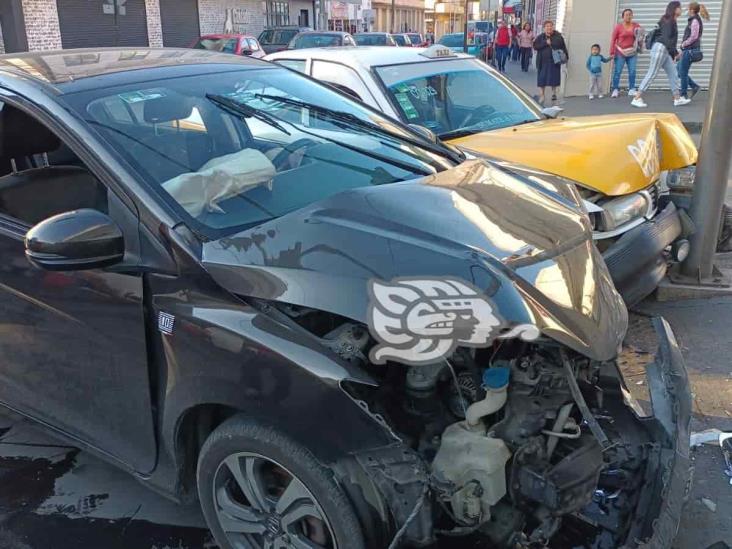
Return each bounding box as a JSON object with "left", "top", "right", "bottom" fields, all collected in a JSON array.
[{"left": 197, "top": 416, "right": 367, "bottom": 549}]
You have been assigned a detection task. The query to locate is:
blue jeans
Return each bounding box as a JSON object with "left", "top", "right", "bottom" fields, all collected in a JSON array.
[
  {"left": 678, "top": 49, "right": 700, "bottom": 98},
  {"left": 496, "top": 46, "right": 509, "bottom": 71},
  {"left": 612, "top": 53, "right": 637, "bottom": 91}
]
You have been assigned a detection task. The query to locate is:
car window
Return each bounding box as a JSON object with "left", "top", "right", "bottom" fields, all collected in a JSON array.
[
  {"left": 438, "top": 34, "right": 463, "bottom": 47},
  {"left": 247, "top": 38, "right": 260, "bottom": 51},
  {"left": 62, "top": 67, "right": 454, "bottom": 236},
  {"left": 194, "top": 38, "right": 239, "bottom": 54},
  {"left": 0, "top": 102, "right": 108, "bottom": 227},
  {"left": 344, "top": 35, "right": 356, "bottom": 46},
  {"left": 374, "top": 58, "right": 540, "bottom": 137},
  {"left": 407, "top": 34, "right": 422, "bottom": 44},
  {"left": 355, "top": 34, "right": 385, "bottom": 46},
  {"left": 294, "top": 34, "right": 339, "bottom": 48},
  {"left": 274, "top": 59, "right": 307, "bottom": 73},
  {"left": 259, "top": 29, "right": 299, "bottom": 45},
  {"left": 393, "top": 35, "right": 411, "bottom": 46},
  {"left": 311, "top": 60, "right": 374, "bottom": 107}
]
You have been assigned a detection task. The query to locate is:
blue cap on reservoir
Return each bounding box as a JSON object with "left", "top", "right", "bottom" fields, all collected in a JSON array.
[{"left": 483, "top": 367, "right": 510, "bottom": 389}]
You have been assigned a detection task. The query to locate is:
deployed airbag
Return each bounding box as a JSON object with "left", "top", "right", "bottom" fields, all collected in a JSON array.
[{"left": 162, "top": 148, "right": 276, "bottom": 216}]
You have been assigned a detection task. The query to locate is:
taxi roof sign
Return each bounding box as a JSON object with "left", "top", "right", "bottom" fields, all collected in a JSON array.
[{"left": 419, "top": 45, "right": 458, "bottom": 59}]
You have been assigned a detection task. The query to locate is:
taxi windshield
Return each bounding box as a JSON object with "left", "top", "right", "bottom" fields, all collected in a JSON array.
[{"left": 375, "top": 58, "right": 542, "bottom": 138}]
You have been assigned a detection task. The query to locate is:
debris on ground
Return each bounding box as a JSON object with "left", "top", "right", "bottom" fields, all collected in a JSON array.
[{"left": 701, "top": 497, "right": 717, "bottom": 512}]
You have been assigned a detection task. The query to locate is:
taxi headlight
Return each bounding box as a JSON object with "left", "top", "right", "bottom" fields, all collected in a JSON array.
[{"left": 597, "top": 192, "right": 650, "bottom": 231}]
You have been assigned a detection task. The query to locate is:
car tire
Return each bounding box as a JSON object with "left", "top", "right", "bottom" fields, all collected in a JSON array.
[{"left": 197, "top": 415, "right": 367, "bottom": 549}]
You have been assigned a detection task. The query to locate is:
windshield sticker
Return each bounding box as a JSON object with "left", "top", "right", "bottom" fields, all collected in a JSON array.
[
  {"left": 119, "top": 90, "right": 166, "bottom": 104},
  {"left": 407, "top": 85, "right": 438, "bottom": 101},
  {"left": 394, "top": 93, "right": 420, "bottom": 120},
  {"left": 367, "top": 277, "right": 540, "bottom": 365}
]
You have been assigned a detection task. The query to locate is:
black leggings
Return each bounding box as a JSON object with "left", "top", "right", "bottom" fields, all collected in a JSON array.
[{"left": 520, "top": 47, "right": 532, "bottom": 71}]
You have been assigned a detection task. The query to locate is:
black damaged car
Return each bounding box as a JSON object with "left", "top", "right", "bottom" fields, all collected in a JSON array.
[{"left": 0, "top": 48, "right": 690, "bottom": 549}]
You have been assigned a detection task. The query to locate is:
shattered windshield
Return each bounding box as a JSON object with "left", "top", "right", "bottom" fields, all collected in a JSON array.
[
  {"left": 62, "top": 66, "right": 453, "bottom": 236},
  {"left": 375, "top": 58, "right": 542, "bottom": 138}
]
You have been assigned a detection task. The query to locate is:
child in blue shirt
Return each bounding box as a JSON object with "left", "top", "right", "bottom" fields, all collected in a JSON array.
[{"left": 586, "top": 44, "right": 611, "bottom": 99}]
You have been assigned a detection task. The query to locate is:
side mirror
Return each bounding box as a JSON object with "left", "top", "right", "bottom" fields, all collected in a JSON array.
[
  {"left": 408, "top": 124, "right": 438, "bottom": 143},
  {"left": 241, "top": 48, "right": 254, "bottom": 56},
  {"left": 25, "top": 209, "right": 125, "bottom": 271}
]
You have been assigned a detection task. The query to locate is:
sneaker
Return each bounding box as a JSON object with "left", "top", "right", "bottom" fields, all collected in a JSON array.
[
  {"left": 689, "top": 85, "right": 701, "bottom": 100},
  {"left": 598, "top": 94, "right": 604, "bottom": 99},
  {"left": 674, "top": 97, "right": 691, "bottom": 107},
  {"left": 589, "top": 95, "right": 595, "bottom": 100},
  {"left": 611, "top": 89, "right": 619, "bottom": 98},
  {"left": 631, "top": 97, "right": 647, "bottom": 108},
  {"left": 628, "top": 88, "right": 637, "bottom": 96}
]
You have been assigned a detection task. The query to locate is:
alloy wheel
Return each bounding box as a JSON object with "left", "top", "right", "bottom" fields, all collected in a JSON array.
[{"left": 213, "top": 451, "right": 337, "bottom": 549}]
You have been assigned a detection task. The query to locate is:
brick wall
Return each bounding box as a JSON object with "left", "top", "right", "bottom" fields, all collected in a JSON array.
[
  {"left": 145, "top": 0, "right": 164, "bottom": 47},
  {"left": 198, "top": 0, "right": 267, "bottom": 37},
  {"left": 22, "top": 0, "right": 62, "bottom": 51}
]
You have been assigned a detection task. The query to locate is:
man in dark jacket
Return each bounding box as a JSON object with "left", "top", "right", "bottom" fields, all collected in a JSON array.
[{"left": 632, "top": 1, "right": 690, "bottom": 108}]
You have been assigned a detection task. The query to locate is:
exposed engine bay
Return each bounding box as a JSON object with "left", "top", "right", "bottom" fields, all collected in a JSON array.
[{"left": 271, "top": 303, "right": 666, "bottom": 549}]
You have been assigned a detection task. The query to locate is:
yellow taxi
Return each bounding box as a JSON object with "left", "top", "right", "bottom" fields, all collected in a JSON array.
[{"left": 266, "top": 45, "right": 701, "bottom": 304}]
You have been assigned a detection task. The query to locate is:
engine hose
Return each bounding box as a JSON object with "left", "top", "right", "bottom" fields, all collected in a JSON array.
[
  {"left": 560, "top": 349, "right": 611, "bottom": 449},
  {"left": 545, "top": 403, "right": 574, "bottom": 459}
]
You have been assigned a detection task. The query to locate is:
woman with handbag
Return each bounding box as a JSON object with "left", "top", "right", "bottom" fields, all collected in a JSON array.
[
  {"left": 533, "top": 20, "right": 568, "bottom": 106},
  {"left": 609, "top": 8, "right": 642, "bottom": 98},
  {"left": 632, "top": 1, "right": 690, "bottom": 108},
  {"left": 678, "top": 2, "right": 710, "bottom": 100}
]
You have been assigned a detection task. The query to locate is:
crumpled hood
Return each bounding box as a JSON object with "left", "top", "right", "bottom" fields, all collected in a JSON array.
[
  {"left": 202, "top": 160, "right": 628, "bottom": 361},
  {"left": 448, "top": 113, "right": 698, "bottom": 196}
]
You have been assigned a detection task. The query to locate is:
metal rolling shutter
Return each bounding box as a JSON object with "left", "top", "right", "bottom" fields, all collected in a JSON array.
[
  {"left": 160, "top": 0, "right": 200, "bottom": 47},
  {"left": 616, "top": 0, "right": 723, "bottom": 89},
  {"left": 57, "top": 0, "right": 149, "bottom": 48}
]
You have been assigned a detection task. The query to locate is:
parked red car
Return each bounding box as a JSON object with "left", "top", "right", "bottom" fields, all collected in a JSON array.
[{"left": 191, "top": 34, "right": 265, "bottom": 58}]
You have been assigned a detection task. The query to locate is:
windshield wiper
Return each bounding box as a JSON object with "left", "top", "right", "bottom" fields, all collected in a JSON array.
[
  {"left": 254, "top": 93, "right": 463, "bottom": 163},
  {"left": 206, "top": 93, "right": 291, "bottom": 135},
  {"left": 439, "top": 119, "right": 540, "bottom": 140}
]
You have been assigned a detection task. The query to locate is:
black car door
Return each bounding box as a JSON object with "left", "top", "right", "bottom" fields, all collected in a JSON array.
[{"left": 0, "top": 99, "right": 157, "bottom": 473}]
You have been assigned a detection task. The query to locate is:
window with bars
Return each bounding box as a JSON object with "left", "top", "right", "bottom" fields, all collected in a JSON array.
[{"left": 267, "top": 1, "right": 290, "bottom": 26}]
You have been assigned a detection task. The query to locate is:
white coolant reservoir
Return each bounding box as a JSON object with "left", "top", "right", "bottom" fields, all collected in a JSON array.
[{"left": 431, "top": 367, "right": 512, "bottom": 524}]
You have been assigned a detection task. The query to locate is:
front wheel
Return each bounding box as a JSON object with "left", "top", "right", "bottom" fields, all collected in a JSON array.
[{"left": 197, "top": 416, "right": 367, "bottom": 549}]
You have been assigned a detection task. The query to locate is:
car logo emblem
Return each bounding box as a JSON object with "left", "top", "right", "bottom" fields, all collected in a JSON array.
[{"left": 158, "top": 311, "right": 175, "bottom": 335}]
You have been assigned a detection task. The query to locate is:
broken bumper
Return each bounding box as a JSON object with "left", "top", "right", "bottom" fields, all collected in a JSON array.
[
  {"left": 621, "top": 317, "right": 692, "bottom": 548},
  {"left": 603, "top": 203, "right": 683, "bottom": 305}
]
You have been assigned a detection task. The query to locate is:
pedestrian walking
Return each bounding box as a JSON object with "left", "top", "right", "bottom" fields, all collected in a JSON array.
[
  {"left": 533, "top": 20, "right": 568, "bottom": 106},
  {"left": 510, "top": 24, "right": 520, "bottom": 61},
  {"left": 519, "top": 23, "right": 535, "bottom": 72},
  {"left": 587, "top": 44, "right": 611, "bottom": 99},
  {"left": 494, "top": 21, "right": 511, "bottom": 72},
  {"left": 632, "top": 1, "right": 691, "bottom": 108},
  {"left": 609, "top": 8, "right": 642, "bottom": 98},
  {"left": 678, "top": 2, "right": 710, "bottom": 100}
]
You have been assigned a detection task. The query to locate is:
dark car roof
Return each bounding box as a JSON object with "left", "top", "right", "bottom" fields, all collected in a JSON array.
[
  {"left": 355, "top": 32, "right": 390, "bottom": 35},
  {"left": 296, "top": 31, "right": 349, "bottom": 36},
  {"left": 0, "top": 47, "right": 269, "bottom": 93}
]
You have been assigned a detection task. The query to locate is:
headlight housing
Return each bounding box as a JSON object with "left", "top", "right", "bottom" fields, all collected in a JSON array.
[
  {"left": 596, "top": 192, "right": 652, "bottom": 232},
  {"left": 664, "top": 166, "right": 696, "bottom": 191}
]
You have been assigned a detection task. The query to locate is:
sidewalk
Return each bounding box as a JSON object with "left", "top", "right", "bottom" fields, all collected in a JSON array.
[{"left": 502, "top": 61, "right": 707, "bottom": 134}]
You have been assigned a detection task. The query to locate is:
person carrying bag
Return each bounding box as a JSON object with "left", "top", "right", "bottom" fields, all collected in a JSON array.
[{"left": 678, "top": 2, "right": 710, "bottom": 100}]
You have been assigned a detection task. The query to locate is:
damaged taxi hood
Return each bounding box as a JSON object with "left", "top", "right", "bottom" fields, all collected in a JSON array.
[
  {"left": 449, "top": 113, "right": 698, "bottom": 196},
  {"left": 202, "top": 160, "right": 628, "bottom": 361}
]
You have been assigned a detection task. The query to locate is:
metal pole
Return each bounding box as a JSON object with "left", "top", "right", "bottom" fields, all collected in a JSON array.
[
  {"left": 463, "top": 0, "right": 470, "bottom": 53},
  {"left": 390, "top": 0, "right": 395, "bottom": 33},
  {"left": 681, "top": 2, "right": 732, "bottom": 280}
]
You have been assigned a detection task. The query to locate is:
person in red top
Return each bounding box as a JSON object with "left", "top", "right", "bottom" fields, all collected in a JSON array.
[
  {"left": 494, "top": 21, "right": 511, "bottom": 72},
  {"left": 609, "top": 8, "right": 642, "bottom": 97}
]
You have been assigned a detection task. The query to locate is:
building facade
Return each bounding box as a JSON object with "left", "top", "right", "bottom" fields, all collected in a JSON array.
[
  {"left": 371, "top": 0, "right": 426, "bottom": 34},
  {"left": 0, "top": 0, "right": 316, "bottom": 54}
]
